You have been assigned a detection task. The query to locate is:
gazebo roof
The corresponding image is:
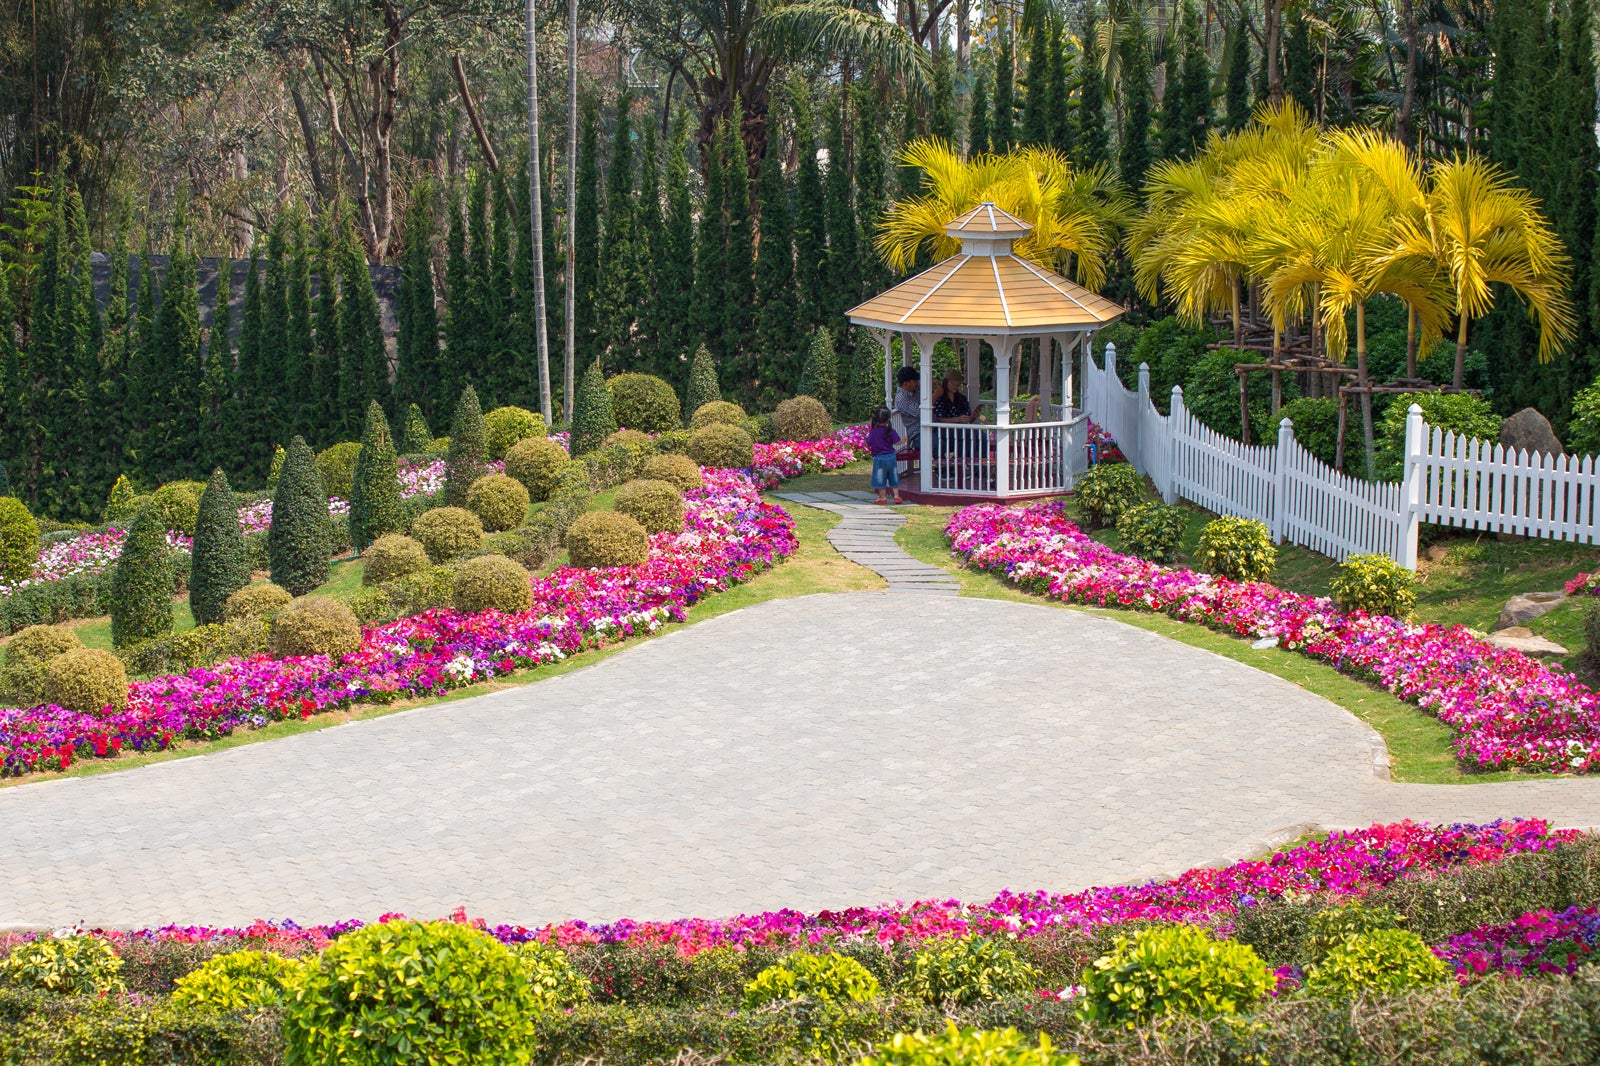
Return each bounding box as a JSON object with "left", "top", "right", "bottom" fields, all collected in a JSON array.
[{"left": 942, "top": 202, "right": 1034, "bottom": 237}]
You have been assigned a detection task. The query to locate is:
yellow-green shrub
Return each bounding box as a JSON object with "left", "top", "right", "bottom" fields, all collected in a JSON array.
[
  {"left": 603, "top": 428, "right": 652, "bottom": 451},
  {"left": 743, "top": 952, "right": 881, "bottom": 1008},
  {"left": 1330, "top": 553, "right": 1417, "bottom": 619},
  {"left": 1077, "top": 924, "right": 1272, "bottom": 1027},
  {"left": 466, "top": 474, "right": 531, "bottom": 533},
  {"left": 269, "top": 595, "right": 363, "bottom": 660},
  {"left": 452, "top": 553, "right": 532, "bottom": 615},
  {"left": 42, "top": 648, "right": 128, "bottom": 715},
  {"left": 171, "top": 949, "right": 303, "bottom": 1013},
  {"left": 1195, "top": 516, "right": 1276, "bottom": 582},
  {"left": 564, "top": 511, "right": 648, "bottom": 568},
  {"left": 773, "top": 395, "right": 831, "bottom": 441},
  {"left": 2, "top": 624, "right": 83, "bottom": 707},
  {"left": 896, "top": 936, "right": 1042, "bottom": 1007},
  {"left": 1073, "top": 463, "right": 1146, "bottom": 529},
  {"left": 504, "top": 438, "right": 571, "bottom": 501},
  {"left": 151, "top": 480, "right": 207, "bottom": 535},
  {"left": 859, "top": 1024, "right": 1078, "bottom": 1066},
  {"left": 614, "top": 479, "right": 684, "bottom": 535},
  {"left": 1116, "top": 502, "right": 1187, "bottom": 563},
  {"left": 315, "top": 442, "right": 363, "bottom": 499},
  {"left": 1302, "top": 928, "right": 1449, "bottom": 1000},
  {"left": 412, "top": 506, "right": 485, "bottom": 563},
  {"left": 513, "top": 941, "right": 592, "bottom": 1012},
  {"left": 362, "top": 534, "right": 431, "bottom": 586},
  {"left": 641, "top": 453, "right": 703, "bottom": 492},
  {"left": 0, "top": 496, "right": 39, "bottom": 582},
  {"left": 224, "top": 583, "right": 292, "bottom": 623},
  {"left": 690, "top": 400, "right": 747, "bottom": 430},
  {"left": 484, "top": 406, "right": 546, "bottom": 460},
  {"left": 0, "top": 935, "right": 125, "bottom": 995},
  {"left": 688, "top": 424, "right": 754, "bottom": 469}
]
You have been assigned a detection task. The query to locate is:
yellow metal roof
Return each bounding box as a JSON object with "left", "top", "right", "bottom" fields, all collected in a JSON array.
[
  {"left": 943, "top": 202, "right": 1033, "bottom": 237},
  {"left": 847, "top": 252, "right": 1125, "bottom": 333}
]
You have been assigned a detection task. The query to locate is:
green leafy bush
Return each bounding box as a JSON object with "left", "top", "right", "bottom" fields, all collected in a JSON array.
[
  {"left": 859, "top": 1023, "right": 1079, "bottom": 1066},
  {"left": 1077, "top": 924, "right": 1272, "bottom": 1027},
  {"left": 120, "top": 618, "right": 270, "bottom": 676},
  {"left": 446, "top": 386, "right": 490, "bottom": 506},
  {"left": 655, "top": 429, "right": 691, "bottom": 454},
  {"left": 412, "top": 506, "right": 485, "bottom": 563},
  {"left": 224, "top": 583, "right": 292, "bottom": 623},
  {"left": 42, "top": 648, "right": 128, "bottom": 715},
  {"left": 1330, "top": 553, "right": 1417, "bottom": 619},
  {"left": 743, "top": 413, "right": 775, "bottom": 443},
  {"left": 484, "top": 406, "right": 546, "bottom": 460},
  {"left": 1302, "top": 928, "right": 1449, "bottom": 1000},
  {"left": 642, "top": 453, "right": 703, "bottom": 492},
  {"left": 798, "top": 326, "right": 840, "bottom": 414},
  {"left": 1303, "top": 902, "right": 1406, "bottom": 962},
  {"left": 614, "top": 479, "right": 684, "bottom": 535},
  {"left": 774, "top": 395, "right": 832, "bottom": 441},
  {"left": 361, "top": 534, "right": 430, "bottom": 587},
  {"left": 1116, "top": 502, "right": 1186, "bottom": 563},
  {"left": 349, "top": 566, "right": 457, "bottom": 626},
  {"left": 571, "top": 361, "right": 619, "bottom": 456},
  {"left": 171, "top": 949, "right": 303, "bottom": 1013},
  {"left": 1074, "top": 463, "right": 1146, "bottom": 528},
  {"left": 315, "top": 442, "right": 363, "bottom": 500},
  {"left": 0, "top": 496, "right": 36, "bottom": 584},
  {"left": 452, "top": 553, "right": 532, "bottom": 615},
  {"left": 267, "top": 437, "right": 332, "bottom": 597},
  {"left": 609, "top": 373, "right": 682, "bottom": 433},
  {"left": 283, "top": 919, "right": 539, "bottom": 1066},
  {"left": 151, "top": 480, "right": 206, "bottom": 535},
  {"left": 1376, "top": 392, "right": 1502, "bottom": 480},
  {"left": 401, "top": 403, "right": 433, "bottom": 456},
  {"left": 110, "top": 505, "right": 175, "bottom": 648},
  {"left": 466, "top": 473, "right": 531, "bottom": 533},
  {"left": 514, "top": 941, "right": 593, "bottom": 1012},
  {"left": 2, "top": 624, "right": 82, "bottom": 707},
  {"left": 269, "top": 596, "right": 362, "bottom": 660},
  {"left": 103, "top": 475, "right": 138, "bottom": 523},
  {"left": 1182, "top": 349, "right": 1292, "bottom": 440},
  {"left": 349, "top": 401, "right": 405, "bottom": 552},
  {"left": 688, "top": 424, "right": 755, "bottom": 469},
  {"left": 189, "top": 470, "right": 249, "bottom": 627},
  {"left": 603, "top": 428, "right": 652, "bottom": 452},
  {"left": 685, "top": 344, "right": 722, "bottom": 420},
  {"left": 0, "top": 935, "right": 125, "bottom": 995},
  {"left": 743, "top": 952, "right": 882, "bottom": 1008},
  {"left": 1280, "top": 397, "right": 1342, "bottom": 468},
  {"left": 897, "top": 937, "right": 1042, "bottom": 1007},
  {"left": 691, "top": 400, "right": 748, "bottom": 430},
  {"left": 1131, "top": 316, "right": 1218, "bottom": 410},
  {"left": 504, "top": 437, "right": 570, "bottom": 501},
  {"left": 565, "top": 511, "right": 649, "bottom": 568},
  {"left": 1195, "top": 516, "right": 1276, "bottom": 582},
  {"left": 1584, "top": 604, "right": 1600, "bottom": 684}
]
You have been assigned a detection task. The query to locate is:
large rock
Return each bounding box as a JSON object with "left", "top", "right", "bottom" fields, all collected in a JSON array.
[
  {"left": 1496, "top": 590, "right": 1567, "bottom": 630},
  {"left": 1500, "top": 408, "right": 1564, "bottom": 458},
  {"left": 1485, "top": 626, "right": 1568, "bottom": 657}
]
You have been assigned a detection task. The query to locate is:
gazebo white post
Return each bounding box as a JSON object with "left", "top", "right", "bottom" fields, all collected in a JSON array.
[
  {"left": 914, "top": 333, "right": 937, "bottom": 495},
  {"left": 993, "top": 335, "right": 1013, "bottom": 497}
]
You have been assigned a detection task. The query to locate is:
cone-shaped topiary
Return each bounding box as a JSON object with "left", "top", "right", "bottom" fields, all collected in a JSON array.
[
  {"left": 267, "top": 436, "right": 332, "bottom": 596},
  {"left": 445, "top": 386, "right": 489, "bottom": 505},
  {"left": 110, "top": 504, "right": 174, "bottom": 648},
  {"left": 0, "top": 496, "right": 38, "bottom": 584},
  {"left": 349, "top": 401, "right": 404, "bottom": 552},
  {"left": 608, "top": 373, "right": 682, "bottom": 433},
  {"left": 401, "top": 404, "right": 433, "bottom": 455},
  {"left": 797, "top": 327, "right": 840, "bottom": 415},
  {"left": 189, "top": 469, "right": 250, "bottom": 626},
  {"left": 103, "top": 475, "right": 138, "bottom": 523},
  {"left": 685, "top": 345, "right": 721, "bottom": 423},
  {"left": 570, "top": 361, "right": 618, "bottom": 456}
]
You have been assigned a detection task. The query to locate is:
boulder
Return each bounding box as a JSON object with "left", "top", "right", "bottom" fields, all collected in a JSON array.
[
  {"left": 1495, "top": 590, "right": 1566, "bottom": 630},
  {"left": 1485, "top": 626, "right": 1568, "bottom": 657},
  {"left": 1499, "top": 408, "right": 1564, "bottom": 458}
]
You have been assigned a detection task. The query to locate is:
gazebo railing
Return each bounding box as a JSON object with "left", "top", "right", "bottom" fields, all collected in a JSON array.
[{"left": 923, "top": 415, "right": 1090, "bottom": 497}]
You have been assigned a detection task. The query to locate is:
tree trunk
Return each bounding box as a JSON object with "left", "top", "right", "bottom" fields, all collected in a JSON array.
[
  {"left": 1265, "top": 0, "right": 1282, "bottom": 101},
  {"left": 525, "top": 0, "right": 552, "bottom": 424},
  {"left": 1356, "top": 301, "right": 1374, "bottom": 478},
  {"left": 564, "top": 0, "right": 579, "bottom": 419},
  {"left": 1404, "top": 303, "right": 1417, "bottom": 379},
  {"left": 1453, "top": 313, "right": 1468, "bottom": 389},
  {"left": 455, "top": 56, "right": 504, "bottom": 178}
]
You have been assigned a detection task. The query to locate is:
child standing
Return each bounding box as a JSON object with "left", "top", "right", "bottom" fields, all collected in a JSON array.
[{"left": 865, "top": 406, "right": 904, "bottom": 505}]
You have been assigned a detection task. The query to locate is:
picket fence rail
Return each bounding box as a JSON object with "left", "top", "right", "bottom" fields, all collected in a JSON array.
[{"left": 1080, "top": 343, "right": 1599, "bottom": 568}]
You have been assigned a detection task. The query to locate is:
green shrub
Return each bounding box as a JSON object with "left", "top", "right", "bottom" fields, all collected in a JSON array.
[
  {"left": 484, "top": 406, "right": 545, "bottom": 460},
  {"left": 269, "top": 595, "right": 362, "bottom": 660},
  {"left": 446, "top": 385, "right": 490, "bottom": 505},
  {"left": 609, "top": 373, "right": 682, "bottom": 433},
  {"left": 267, "top": 437, "right": 332, "bottom": 597},
  {"left": 655, "top": 428, "right": 691, "bottom": 454},
  {"left": 349, "top": 566, "right": 457, "bottom": 625},
  {"left": 1182, "top": 348, "right": 1293, "bottom": 440},
  {"left": 1302, "top": 928, "right": 1449, "bottom": 1000},
  {"left": 452, "top": 553, "right": 532, "bottom": 615},
  {"left": 120, "top": 618, "right": 270, "bottom": 676},
  {"left": 614, "top": 479, "right": 684, "bottom": 535},
  {"left": 743, "top": 952, "right": 881, "bottom": 1008},
  {"left": 798, "top": 326, "right": 841, "bottom": 414},
  {"left": 504, "top": 437, "right": 571, "bottom": 501},
  {"left": 103, "top": 474, "right": 138, "bottom": 523},
  {"left": 151, "top": 480, "right": 206, "bottom": 535},
  {"left": 686, "top": 344, "right": 722, "bottom": 421},
  {"left": 774, "top": 395, "right": 832, "bottom": 441},
  {"left": 315, "top": 442, "right": 363, "bottom": 500},
  {"left": 1331, "top": 553, "right": 1417, "bottom": 619},
  {"left": 603, "top": 428, "right": 652, "bottom": 451},
  {"left": 401, "top": 403, "right": 433, "bottom": 455},
  {"left": 565, "top": 511, "right": 649, "bottom": 568},
  {"left": 1376, "top": 392, "right": 1502, "bottom": 480},
  {"left": 514, "top": 941, "right": 592, "bottom": 1013},
  {"left": 1280, "top": 397, "right": 1342, "bottom": 468},
  {"left": 1131, "top": 316, "right": 1218, "bottom": 410},
  {"left": 641, "top": 453, "right": 703, "bottom": 492},
  {"left": 1077, "top": 924, "right": 1272, "bottom": 1028},
  {"left": 267, "top": 445, "right": 286, "bottom": 487},
  {"left": 430, "top": 436, "right": 451, "bottom": 456},
  {"left": 571, "top": 361, "right": 619, "bottom": 456},
  {"left": 2, "top": 624, "right": 82, "bottom": 707},
  {"left": 466, "top": 473, "right": 531, "bottom": 533},
  {"left": 1116, "top": 502, "right": 1186, "bottom": 563},
  {"left": 690, "top": 400, "right": 748, "bottom": 430},
  {"left": 0, "top": 935, "right": 125, "bottom": 995},
  {"left": 688, "top": 423, "right": 755, "bottom": 469},
  {"left": 224, "top": 583, "right": 292, "bottom": 623},
  {"left": 412, "top": 506, "right": 485, "bottom": 563},
  {"left": 1304, "top": 901, "right": 1405, "bottom": 962},
  {"left": 0, "top": 496, "right": 36, "bottom": 584},
  {"left": 859, "top": 1023, "right": 1078, "bottom": 1066},
  {"left": 42, "top": 648, "right": 128, "bottom": 715},
  {"left": 840, "top": 328, "right": 887, "bottom": 423},
  {"left": 361, "top": 534, "right": 430, "bottom": 586},
  {"left": 283, "top": 919, "right": 539, "bottom": 1066},
  {"left": 744, "top": 413, "right": 775, "bottom": 443},
  {"left": 1195, "top": 516, "right": 1276, "bottom": 582},
  {"left": 170, "top": 949, "right": 302, "bottom": 1013},
  {"left": 897, "top": 937, "right": 1042, "bottom": 1008},
  {"left": 110, "top": 504, "right": 174, "bottom": 648},
  {"left": 1584, "top": 603, "right": 1600, "bottom": 684},
  {"left": 349, "top": 401, "right": 405, "bottom": 552},
  {"left": 1074, "top": 463, "right": 1146, "bottom": 528},
  {"left": 189, "top": 469, "right": 249, "bottom": 627}
]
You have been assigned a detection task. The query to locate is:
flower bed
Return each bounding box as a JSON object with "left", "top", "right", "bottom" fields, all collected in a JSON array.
[
  {"left": 947, "top": 503, "right": 1600, "bottom": 773},
  {"left": 748, "top": 427, "right": 868, "bottom": 488},
  {"left": 0, "top": 470, "right": 794, "bottom": 776},
  {"left": 1440, "top": 905, "right": 1600, "bottom": 978},
  {"left": 1566, "top": 571, "right": 1600, "bottom": 598}
]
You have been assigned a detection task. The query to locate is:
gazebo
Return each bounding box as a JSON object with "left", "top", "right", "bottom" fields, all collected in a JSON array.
[{"left": 847, "top": 203, "right": 1125, "bottom": 502}]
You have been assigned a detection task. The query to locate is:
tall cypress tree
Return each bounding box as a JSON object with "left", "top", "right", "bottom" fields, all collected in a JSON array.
[
  {"left": 1180, "top": 3, "right": 1214, "bottom": 150},
  {"left": 395, "top": 184, "right": 440, "bottom": 420},
  {"left": 1047, "top": 21, "right": 1072, "bottom": 156},
  {"left": 126, "top": 248, "right": 158, "bottom": 482},
  {"left": 572, "top": 93, "right": 604, "bottom": 367},
  {"left": 98, "top": 222, "right": 132, "bottom": 489},
  {"left": 445, "top": 384, "right": 488, "bottom": 504},
  {"left": 510, "top": 154, "right": 538, "bottom": 409},
  {"left": 659, "top": 113, "right": 697, "bottom": 384},
  {"left": 994, "top": 23, "right": 1017, "bottom": 151},
  {"left": 464, "top": 170, "right": 494, "bottom": 392},
  {"left": 930, "top": 51, "right": 957, "bottom": 144},
  {"left": 792, "top": 105, "right": 828, "bottom": 333},
  {"left": 348, "top": 399, "right": 403, "bottom": 552},
  {"left": 338, "top": 216, "right": 387, "bottom": 428},
  {"left": 267, "top": 435, "right": 331, "bottom": 596},
  {"left": 722, "top": 107, "right": 756, "bottom": 384},
  {"left": 1021, "top": 13, "right": 1052, "bottom": 147},
  {"left": 202, "top": 255, "right": 238, "bottom": 473},
  {"left": 489, "top": 171, "right": 516, "bottom": 402},
  {"left": 969, "top": 66, "right": 992, "bottom": 156},
  {"left": 236, "top": 244, "right": 268, "bottom": 482},
  {"left": 1284, "top": 9, "right": 1315, "bottom": 115},
  {"left": 692, "top": 113, "right": 728, "bottom": 358},
  {"left": 823, "top": 92, "right": 858, "bottom": 335},
  {"left": 442, "top": 183, "right": 471, "bottom": 404},
  {"left": 1224, "top": 12, "right": 1253, "bottom": 132},
  {"left": 635, "top": 120, "right": 664, "bottom": 374},
  {"left": 598, "top": 88, "right": 642, "bottom": 370},
  {"left": 148, "top": 202, "right": 202, "bottom": 482},
  {"left": 855, "top": 83, "right": 890, "bottom": 295},
  {"left": 284, "top": 210, "right": 317, "bottom": 441},
  {"left": 313, "top": 208, "right": 341, "bottom": 437},
  {"left": 260, "top": 215, "right": 291, "bottom": 447},
  {"left": 1074, "top": 0, "right": 1109, "bottom": 166},
  {"left": 755, "top": 120, "right": 797, "bottom": 387},
  {"left": 1159, "top": 8, "right": 1189, "bottom": 161},
  {"left": 1119, "top": 11, "right": 1155, "bottom": 194}
]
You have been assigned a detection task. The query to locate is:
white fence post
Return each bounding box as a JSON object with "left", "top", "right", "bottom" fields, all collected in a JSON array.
[
  {"left": 1165, "top": 386, "right": 1183, "bottom": 504},
  {"left": 1272, "top": 417, "right": 1293, "bottom": 544},
  {"left": 1397, "top": 403, "right": 1424, "bottom": 569}
]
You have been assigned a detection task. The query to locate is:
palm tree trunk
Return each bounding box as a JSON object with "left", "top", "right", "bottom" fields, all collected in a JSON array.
[
  {"left": 525, "top": 0, "right": 552, "bottom": 424},
  {"left": 1231, "top": 279, "right": 1242, "bottom": 347},
  {"left": 1404, "top": 303, "right": 1416, "bottom": 379},
  {"left": 563, "top": 0, "right": 578, "bottom": 419},
  {"left": 1453, "top": 313, "right": 1468, "bottom": 389},
  {"left": 1356, "top": 301, "right": 1374, "bottom": 478}
]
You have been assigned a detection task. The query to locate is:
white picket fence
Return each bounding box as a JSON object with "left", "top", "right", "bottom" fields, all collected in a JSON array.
[{"left": 1080, "top": 342, "right": 1600, "bottom": 568}]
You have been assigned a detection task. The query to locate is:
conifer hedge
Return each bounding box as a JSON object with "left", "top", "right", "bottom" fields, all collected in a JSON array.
[
  {"left": 445, "top": 387, "right": 489, "bottom": 505},
  {"left": 110, "top": 505, "right": 174, "bottom": 648},
  {"left": 685, "top": 346, "right": 721, "bottom": 423},
  {"left": 267, "top": 437, "right": 332, "bottom": 597},
  {"left": 349, "top": 402, "right": 403, "bottom": 552},
  {"left": 189, "top": 469, "right": 250, "bottom": 627}
]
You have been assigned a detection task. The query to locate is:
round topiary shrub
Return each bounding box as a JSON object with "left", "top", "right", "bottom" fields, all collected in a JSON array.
[
  {"left": 609, "top": 373, "right": 682, "bottom": 434},
  {"left": 484, "top": 406, "right": 546, "bottom": 460},
  {"left": 688, "top": 424, "right": 754, "bottom": 469},
  {"left": 690, "top": 400, "right": 748, "bottom": 430},
  {"left": 269, "top": 595, "right": 363, "bottom": 660},
  {"left": 315, "top": 442, "right": 363, "bottom": 500},
  {"left": 860, "top": 1024, "right": 1076, "bottom": 1066},
  {"left": 1116, "top": 502, "right": 1187, "bottom": 564},
  {"left": 1330, "top": 553, "right": 1417, "bottom": 620},
  {"left": 452, "top": 553, "right": 533, "bottom": 615},
  {"left": 564, "top": 511, "right": 649, "bottom": 568},
  {"left": 641, "top": 453, "right": 703, "bottom": 492},
  {"left": 1195, "top": 516, "right": 1277, "bottom": 582},
  {"left": 772, "top": 395, "right": 832, "bottom": 442},
  {"left": 896, "top": 936, "right": 1042, "bottom": 1007},
  {"left": 171, "top": 949, "right": 303, "bottom": 1013},
  {"left": 654, "top": 429, "right": 691, "bottom": 455},
  {"left": 42, "top": 648, "right": 128, "bottom": 716},
  {"left": 743, "top": 951, "right": 881, "bottom": 1008},
  {"left": 1077, "top": 924, "right": 1272, "bottom": 1027},
  {"left": 2, "top": 624, "right": 82, "bottom": 708},
  {"left": 1302, "top": 928, "right": 1450, "bottom": 1000},
  {"left": 224, "top": 583, "right": 293, "bottom": 623},
  {"left": 151, "top": 479, "right": 207, "bottom": 535},
  {"left": 504, "top": 438, "right": 571, "bottom": 501},
  {"left": 362, "top": 534, "right": 431, "bottom": 587},
  {"left": 614, "top": 479, "right": 684, "bottom": 535},
  {"left": 283, "top": 920, "right": 539, "bottom": 1066},
  {"left": 0, "top": 935, "right": 125, "bottom": 995},
  {"left": 412, "top": 506, "right": 485, "bottom": 563},
  {"left": 1074, "top": 463, "right": 1147, "bottom": 529},
  {"left": 602, "top": 428, "right": 652, "bottom": 451},
  {"left": 465, "top": 474, "right": 531, "bottom": 533},
  {"left": 0, "top": 497, "right": 38, "bottom": 584}
]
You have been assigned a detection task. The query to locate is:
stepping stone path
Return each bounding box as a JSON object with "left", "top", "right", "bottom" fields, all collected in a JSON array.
[{"left": 773, "top": 491, "right": 959, "bottom": 595}]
